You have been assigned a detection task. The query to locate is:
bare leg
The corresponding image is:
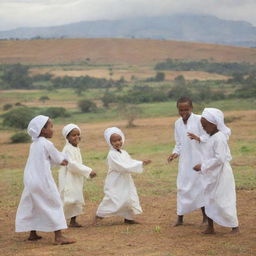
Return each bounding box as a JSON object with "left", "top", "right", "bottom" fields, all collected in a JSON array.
[
  {"left": 28, "top": 230, "right": 42, "bottom": 241},
  {"left": 69, "top": 216, "right": 82, "bottom": 228},
  {"left": 174, "top": 215, "right": 183, "bottom": 226},
  {"left": 202, "top": 217, "right": 215, "bottom": 234},
  {"left": 54, "top": 230, "right": 76, "bottom": 245},
  {"left": 201, "top": 207, "right": 208, "bottom": 224}
]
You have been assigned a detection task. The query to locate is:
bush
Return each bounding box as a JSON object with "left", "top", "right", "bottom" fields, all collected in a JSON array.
[
  {"left": 43, "top": 107, "right": 70, "bottom": 118},
  {"left": 2, "top": 107, "right": 35, "bottom": 129},
  {"left": 39, "top": 96, "right": 50, "bottom": 103},
  {"left": 3, "top": 103, "right": 13, "bottom": 111},
  {"left": 78, "top": 99, "right": 97, "bottom": 113},
  {"left": 10, "top": 132, "right": 30, "bottom": 143}
]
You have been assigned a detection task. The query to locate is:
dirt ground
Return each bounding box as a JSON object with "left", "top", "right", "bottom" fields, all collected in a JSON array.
[
  {"left": 0, "top": 191, "right": 255, "bottom": 256},
  {"left": 0, "top": 113, "right": 255, "bottom": 256}
]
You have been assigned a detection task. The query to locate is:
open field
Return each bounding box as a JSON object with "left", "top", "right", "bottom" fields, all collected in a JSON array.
[
  {"left": 1, "top": 38, "right": 256, "bottom": 66},
  {"left": 0, "top": 111, "right": 255, "bottom": 256},
  {"left": 0, "top": 38, "right": 255, "bottom": 255}
]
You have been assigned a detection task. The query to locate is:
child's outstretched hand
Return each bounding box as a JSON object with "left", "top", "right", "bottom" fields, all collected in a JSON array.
[
  {"left": 167, "top": 153, "right": 179, "bottom": 162},
  {"left": 143, "top": 160, "right": 151, "bottom": 165},
  {"left": 61, "top": 159, "right": 68, "bottom": 166},
  {"left": 90, "top": 171, "right": 97, "bottom": 178},
  {"left": 193, "top": 164, "right": 201, "bottom": 172},
  {"left": 187, "top": 132, "right": 200, "bottom": 142}
]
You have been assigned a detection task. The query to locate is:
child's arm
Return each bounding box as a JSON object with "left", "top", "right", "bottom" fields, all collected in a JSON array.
[
  {"left": 67, "top": 161, "right": 93, "bottom": 178},
  {"left": 108, "top": 151, "right": 143, "bottom": 173},
  {"left": 46, "top": 141, "right": 67, "bottom": 166},
  {"left": 200, "top": 138, "right": 229, "bottom": 173},
  {"left": 168, "top": 122, "right": 180, "bottom": 162}
]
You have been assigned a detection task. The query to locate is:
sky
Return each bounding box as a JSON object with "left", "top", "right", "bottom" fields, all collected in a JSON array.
[{"left": 0, "top": 0, "right": 256, "bottom": 31}]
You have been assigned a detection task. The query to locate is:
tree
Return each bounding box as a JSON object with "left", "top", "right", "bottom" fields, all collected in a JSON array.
[
  {"left": 155, "top": 72, "right": 165, "bottom": 81},
  {"left": 2, "top": 63, "right": 32, "bottom": 89},
  {"left": 3, "top": 107, "right": 35, "bottom": 129},
  {"left": 78, "top": 99, "right": 97, "bottom": 113},
  {"left": 117, "top": 103, "right": 142, "bottom": 128},
  {"left": 39, "top": 96, "right": 50, "bottom": 103}
]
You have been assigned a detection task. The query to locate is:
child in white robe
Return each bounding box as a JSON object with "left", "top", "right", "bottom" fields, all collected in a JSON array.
[
  {"left": 95, "top": 127, "right": 151, "bottom": 224},
  {"left": 59, "top": 123, "right": 96, "bottom": 227},
  {"left": 168, "top": 97, "right": 208, "bottom": 226},
  {"left": 193, "top": 108, "right": 239, "bottom": 234},
  {"left": 15, "top": 115, "right": 76, "bottom": 245}
]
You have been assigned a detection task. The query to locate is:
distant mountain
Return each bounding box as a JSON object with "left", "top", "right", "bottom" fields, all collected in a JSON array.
[{"left": 0, "top": 14, "right": 256, "bottom": 47}]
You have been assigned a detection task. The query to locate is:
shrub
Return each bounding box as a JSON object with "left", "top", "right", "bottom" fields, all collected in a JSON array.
[
  {"left": 10, "top": 132, "right": 30, "bottom": 143},
  {"left": 3, "top": 103, "right": 13, "bottom": 111},
  {"left": 2, "top": 107, "right": 35, "bottom": 129},
  {"left": 78, "top": 99, "right": 97, "bottom": 113},
  {"left": 43, "top": 107, "right": 70, "bottom": 118},
  {"left": 39, "top": 96, "right": 50, "bottom": 103}
]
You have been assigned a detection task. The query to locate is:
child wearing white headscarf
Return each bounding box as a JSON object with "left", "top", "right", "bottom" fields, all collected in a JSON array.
[
  {"left": 15, "top": 115, "right": 76, "bottom": 245},
  {"left": 58, "top": 123, "right": 96, "bottom": 227},
  {"left": 95, "top": 127, "right": 151, "bottom": 224},
  {"left": 193, "top": 108, "right": 239, "bottom": 234}
]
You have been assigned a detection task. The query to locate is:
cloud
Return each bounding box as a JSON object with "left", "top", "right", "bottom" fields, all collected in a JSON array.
[{"left": 0, "top": 0, "right": 256, "bottom": 31}]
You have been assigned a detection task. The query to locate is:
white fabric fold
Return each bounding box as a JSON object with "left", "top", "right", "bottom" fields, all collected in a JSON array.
[
  {"left": 27, "top": 115, "right": 49, "bottom": 141},
  {"left": 202, "top": 108, "right": 231, "bottom": 139}
]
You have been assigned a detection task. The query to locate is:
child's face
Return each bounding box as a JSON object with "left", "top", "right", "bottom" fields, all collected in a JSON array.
[
  {"left": 201, "top": 117, "right": 218, "bottom": 135},
  {"left": 41, "top": 119, "right": 54, "bottom": 138},
  {"left": 110, "top": 133, "right": 123, "bottom": 151},
  {"left": 67, "top": 128, "right": 81, "bottom": 147},
  {"left": 177, "top": 102, "right": 192, "bottom": 122}
]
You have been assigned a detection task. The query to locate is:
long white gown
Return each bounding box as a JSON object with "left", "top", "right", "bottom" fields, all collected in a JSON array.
[
  {"left": 200, "top": 132, "right": 238, "bottom": 227},
  {"left": 173, "top": 113, "right": 207, "bottom": 215},
  {"left": 58, "top": 142, "right": 92, "bottom": 219},
  {"left": 15, "top": 137, "right": 67, "bottom": 232},
  {"left": 96, "top": 149, "right": 143, "bottom": 220}
]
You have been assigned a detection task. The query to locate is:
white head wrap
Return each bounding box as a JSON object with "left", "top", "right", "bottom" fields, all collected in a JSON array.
[
  {"left": 27, "top": 115, "right": 49, "bottom": 141},
  {"left": 202, "top": 108, "right": 231, "bottom": 139},
  {"left": 62, "top": 123, "right": 81, "bottom": 139},
  {"left": 104, "top": 127, "right": 125, "bottom": 149}
]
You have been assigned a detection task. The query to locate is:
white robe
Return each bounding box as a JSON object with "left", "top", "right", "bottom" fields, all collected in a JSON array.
[
  {"left": 15, "top": 137, "right": 67, "bottom": 232},
  {"left": 58, "top": 142, "right": 92, "bottom": 219},
  {"left": 200, "top": 132, "right": 238, "bottom": 227},
  {"left": 173, "top": 113, "right": 208, "bottom": 215},
  {"left": 96, "top": 149, "right": 143, "bottom": 220}
]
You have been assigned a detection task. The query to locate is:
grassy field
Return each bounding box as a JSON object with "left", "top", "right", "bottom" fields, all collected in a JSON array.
[
  {"left": 0, "top": 110, "right": 255, "bottom": 256},
  {"left": 0, "top": 38, "right": 255, "bottom": 255}
]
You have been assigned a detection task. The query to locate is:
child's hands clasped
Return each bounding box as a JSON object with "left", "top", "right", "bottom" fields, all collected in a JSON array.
[
  {"left": 143, "top": 160, "right": 151, "bottom": 165},
  {"left": 61, "top": 159, "right": 68, "bottom": 166},
  {"left": 193, "top": 164, "right": 201, "bottom": 172},
  {"left": 90, "top": 171, "right": 97, "bottom": 178}
]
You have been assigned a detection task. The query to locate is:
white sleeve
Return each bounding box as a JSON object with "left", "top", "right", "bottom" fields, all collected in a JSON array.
[
  {"left": 46, "top": 141, "right": 66, "bottom": 166},
  {"left": 65, "top": 151, "right": 92, "bottom": 178},
  {"left": 108, "top": 151, "right": 143, "bottom": 173},
  {"left": 172, "top": 123, "right": 181, "bottom": 155},
  {"left": 201, "top": 138, "right": 227, "bottom": 173}
]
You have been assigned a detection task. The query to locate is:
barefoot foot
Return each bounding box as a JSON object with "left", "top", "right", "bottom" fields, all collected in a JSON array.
[
  {"left": 202, "top": 228, "right": 215, "bottom": 235},
  {"left": 124, "top": 219, "right": 140, "bottom": 224},
  {"left": 69, "top": 221, "right": 82, "bottom": 228},
  {"left": 28, "top": 231, "right": 42, "bottom": 241},
  {"left": 54, "top": 236, "right": 76, "bottom": 245}
]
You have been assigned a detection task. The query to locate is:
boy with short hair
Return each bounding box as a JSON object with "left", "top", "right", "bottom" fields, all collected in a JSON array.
[{"left": 168, "top": 97, "right": 208, "bottom": 226}]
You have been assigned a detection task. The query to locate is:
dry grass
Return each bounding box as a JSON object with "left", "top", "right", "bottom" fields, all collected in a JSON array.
[
  {"left": 1, "top": 38, "right": 256, "bottom": 65},
  {"left": 0, "top": 110, "right": 255, "bottom": 255}
]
